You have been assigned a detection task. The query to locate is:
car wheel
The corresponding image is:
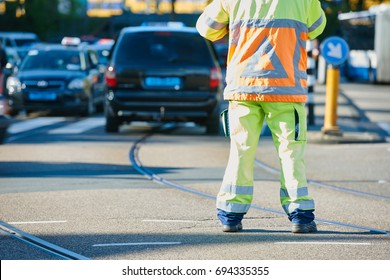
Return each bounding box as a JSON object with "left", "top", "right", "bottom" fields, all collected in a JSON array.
[
  {"left": 105, "top": 114, "right": 120, "bottom": 133},
  {"left": 8, "top": 109, "right": 19, "bottom": 117},
  {"left": 205, "top": 105, "right": 221, "bottom": 135},
  {"left": 104, "top": 102, "right": 120, "bottom": 133},
  {"left": 0, "top": 129, "right": 6, "bottom": 144}
]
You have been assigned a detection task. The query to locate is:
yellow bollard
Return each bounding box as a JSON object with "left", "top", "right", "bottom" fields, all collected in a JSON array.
[{"left": 322, "top": 65, "right": 343, "bottom": 136}]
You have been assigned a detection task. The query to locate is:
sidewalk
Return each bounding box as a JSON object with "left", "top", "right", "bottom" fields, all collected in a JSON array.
[{"left": 307, "top": 82, "right": 390, "bottom": 144}]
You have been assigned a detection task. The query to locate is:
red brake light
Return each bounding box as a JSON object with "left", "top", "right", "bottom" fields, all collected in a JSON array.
[
  {"left": 105, "top": 66, "right": 117, "bottom": 87},
  {"left": 210, "top": 67, "right": 221, "bottom": 89}
]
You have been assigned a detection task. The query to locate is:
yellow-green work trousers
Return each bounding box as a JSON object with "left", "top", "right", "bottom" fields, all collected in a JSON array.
[{"left": 217, "top": 101, "right": 315, "bottom": 224}]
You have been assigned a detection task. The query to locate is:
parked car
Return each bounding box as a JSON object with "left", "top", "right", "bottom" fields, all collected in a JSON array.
[
  {"left": 1, "top": 48, "right": 23, "bottom": 116},
  {"left": 0, "top": 32, "right": 40, "bottom": 60},
  {"left": 90, "top": 39, "right": 115, "bottom": 76},
  {"left": 104, "top": 24, "right": 223, "bottom": 134},
  {"left": 91, "top": 39, "right": 115, "bottom": 66},
  {"left": 0, "top": 96, "right": 11, "bottom": 144},
  {"left": 5, "top": 38, "right": 105, "bottom": 116}
]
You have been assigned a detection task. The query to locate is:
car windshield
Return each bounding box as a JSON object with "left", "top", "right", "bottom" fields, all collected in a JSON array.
[
  {"left": 115, "top": 31, "right": 213, "bottom": 66},
  {"left": 96, "top": 49, "right": 110, "bottom": 65},
  {"left": 20, "top": 49, "right": 83, "bottom": 71},
  {"left": 14, "top": 38, "right": 38, "bottom": 47}
]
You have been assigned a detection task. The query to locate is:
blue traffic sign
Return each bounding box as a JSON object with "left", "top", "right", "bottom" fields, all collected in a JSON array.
[{"left": 320, "top": 36, "right": 350, "bottom": 65}]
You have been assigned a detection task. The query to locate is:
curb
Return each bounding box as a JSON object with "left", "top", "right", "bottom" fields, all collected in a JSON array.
[{"left": 308, "top": 131, "right": 386, "bottom": 144}]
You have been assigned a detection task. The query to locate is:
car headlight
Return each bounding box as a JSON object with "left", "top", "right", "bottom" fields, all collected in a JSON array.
[
  {"left": 6, "top": 77, "right": 22, "bottom": 94},
  {"left": 68, "top": 78, "right": 85, "bottom": 90}
]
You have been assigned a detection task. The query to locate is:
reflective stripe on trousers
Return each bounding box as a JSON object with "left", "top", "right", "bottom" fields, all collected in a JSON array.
[{"left": 217, "top": 101, "right": 314, "bottom": 214}]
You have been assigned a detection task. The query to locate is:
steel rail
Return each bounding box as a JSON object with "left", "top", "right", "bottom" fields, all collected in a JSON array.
[
  {"left": 0, "top": 220, "right": 90, "bottom": 260},
  {"left": 129, "top": 125, "right": 390, "bottom": 235},
  {"left": 254, "top": 159, "right": 390, "bottom": 201}
]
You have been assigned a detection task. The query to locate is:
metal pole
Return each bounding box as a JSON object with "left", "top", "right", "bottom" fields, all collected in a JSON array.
[
  {"left": 322, "top": 64, "right": 342, "bottom": 136},
  {"left": 307, "top": 45, "right": 315, "bottom": 126}
]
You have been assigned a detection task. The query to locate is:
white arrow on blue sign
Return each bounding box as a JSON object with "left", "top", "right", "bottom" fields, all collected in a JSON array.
[{"left": 320, "top": 36, "right": 350, "bottom": 65}]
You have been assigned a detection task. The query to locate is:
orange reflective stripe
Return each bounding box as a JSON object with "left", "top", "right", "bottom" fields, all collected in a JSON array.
[
  {"left": 224, "top": 93, "right": 307, "bottom": 103},
  {"left": 240, "top": 76, "right": 295, "bottom": 87}
]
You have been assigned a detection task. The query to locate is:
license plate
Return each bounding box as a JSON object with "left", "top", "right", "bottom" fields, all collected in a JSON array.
[
  {"left": 144, "top": 77, "right": 181, "bottom": 89},
  {"left": 28, "top": 92, "right": 57, "bottom": 101}
]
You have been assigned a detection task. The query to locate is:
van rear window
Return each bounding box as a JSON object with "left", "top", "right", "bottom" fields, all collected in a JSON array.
[{"left": 115, "top": 32, "right": 213, "bottom": 66}]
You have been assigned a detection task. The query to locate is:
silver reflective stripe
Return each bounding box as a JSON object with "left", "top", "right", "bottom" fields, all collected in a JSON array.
[
  {"left": 216, "top": 200, "right": 250, "bottom": 213},
  {"left": 308, "top": 14, "right": 325, "bottom": 33},
  {"left": 282, "top": 200, "right": 315, "bottom": 214},
  {"left": 244, "top": 18, "right": 307, "bottom": 30},
  {"left": 280, "top": 187, "right": 309, "bottom": 199},
  {"left": 225, "top": 85, "right": 306, "bottom": 95},
  {"left": 204, "top": 14, "right": 228, "bottom": 30},
  {"left": 220, "top": 184, "right": 254, "bottom": 195},
  {"left": 243, "top": 36, "right": 288, "bottom": 79}
]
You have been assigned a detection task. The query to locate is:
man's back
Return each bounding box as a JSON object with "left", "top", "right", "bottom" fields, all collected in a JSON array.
[{"left": 196, "top": 0, "right": 326, "bottom": 102}]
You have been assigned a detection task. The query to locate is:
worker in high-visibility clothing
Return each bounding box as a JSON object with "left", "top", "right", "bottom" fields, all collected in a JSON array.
[{"left": 196, "top": 0, "right": 326, "bottom": 233}]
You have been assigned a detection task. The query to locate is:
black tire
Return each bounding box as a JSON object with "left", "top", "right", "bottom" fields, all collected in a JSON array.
[
  {"left": 105, "top": 114, "right": 120, "bottom": 133},
  {"left": 205, "top": 105, "right": 221, "bottom": 135},
  {"left": 8, "top": 109, "right": 19, "bottom": 117},
  {"left": 0, "top": 128, "right": 7, "bottom": 144}
]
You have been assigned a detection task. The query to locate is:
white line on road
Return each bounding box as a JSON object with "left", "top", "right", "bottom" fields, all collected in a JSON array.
[
  {"left": 93, "top": 242, "right": 182, "bottom": 247},
  {"left": 275, "top": 242, "right": 371, "bottom": 246},
  {"left": 8, "top": 220, "right": 67, "bottom": 225},
  {"left": 8, "top": 117, "right": 66, "bottom": 134},
  {"left": 142, "top": 219, "right": 198, "bottom": 223},
  {"left": 48, "top": 118, "right": 105, "bottom": 134}
]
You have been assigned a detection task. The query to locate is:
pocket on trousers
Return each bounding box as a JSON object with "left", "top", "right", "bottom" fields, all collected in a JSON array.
[
  {"left": 293, "top": 104, "right": 307, "bottom": 141},
  {"left": 220, "top": 109, "right": 230, "bottom": 138}
]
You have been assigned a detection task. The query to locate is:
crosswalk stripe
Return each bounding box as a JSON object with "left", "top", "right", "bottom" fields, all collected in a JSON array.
[
  {"left": 8, "top": 117, "right": 66, "bottom": 134},
  {"left": 48, "top": 118, "right": 105, "bottom": 134}
]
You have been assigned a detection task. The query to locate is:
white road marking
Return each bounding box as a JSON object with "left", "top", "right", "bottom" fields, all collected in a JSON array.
[
  {"left": 93, "top": 242, "right": 182, "bottom": 247},
  {"left": 142, "top": 219, "right": 197, "bottom": 223},
  {"left": 275, "top": 242, "right": 371, "bottom": 246},
  {"left": 8, "top": 220, "right": 67, "bottom": 225},
  {"left": 8, "top": 117, "right": 66, "bottom": 134},
  {"left": 49, "top": 118, "right": 104, "bottom": 134}
]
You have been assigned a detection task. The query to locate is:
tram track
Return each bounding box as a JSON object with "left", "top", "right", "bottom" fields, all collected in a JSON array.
[
  {"left": 129, "top": 124, "right": 390, "bottom": 235},
  {"left": 0, "top": 220, "right": 90, "bottom": 260},
  {"left": 254, "top": 159, "right": 390, "bottom": 202},
  {"left": 1, "top": 120, "right": 388, "bottom": 260}
]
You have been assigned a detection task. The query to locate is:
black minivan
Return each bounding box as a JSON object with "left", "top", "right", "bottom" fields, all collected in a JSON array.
[{"left": 104, "top": 23, "right": 223, "bottom": 134}]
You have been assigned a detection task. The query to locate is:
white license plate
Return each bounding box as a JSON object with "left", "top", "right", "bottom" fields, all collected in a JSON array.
[
  {"left": 28, "top": 92, "right": 57, "bottom": 101},
  {"left": 144, "top": 77, "right": 181, "bottom": 89}
]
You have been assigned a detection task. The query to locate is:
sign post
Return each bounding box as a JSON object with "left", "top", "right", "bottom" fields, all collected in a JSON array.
[{"left": 320, "top": 36, "right": 349, "bottom": 136}]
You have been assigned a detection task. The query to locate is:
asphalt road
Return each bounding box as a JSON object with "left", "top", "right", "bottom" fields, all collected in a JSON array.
[{"left": 0, "top": 83, "right": 389, "bottom": 277}]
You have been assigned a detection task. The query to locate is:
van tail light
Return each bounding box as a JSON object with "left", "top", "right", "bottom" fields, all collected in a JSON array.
[
  {"left": 209, "top": 66, "right": 222, "bottom": 89},
  {"left": 105, "top": 66, "right": 117, "bottom": 87}
]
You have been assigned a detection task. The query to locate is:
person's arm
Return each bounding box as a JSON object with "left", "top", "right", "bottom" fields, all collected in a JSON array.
[
  {"left": 196, "top": 0, "right": 229, "bottom": 42},
  {"left": 308, "top": 0, "right": 327, "bottom": 40}
]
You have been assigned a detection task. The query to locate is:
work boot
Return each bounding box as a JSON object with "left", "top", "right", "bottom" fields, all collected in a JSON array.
[
  {"left": 291, "top": 221, "right": 317, "bottom": 233},
  {"left": 222, "top": 223, "right": 243, "bottom": 232}
]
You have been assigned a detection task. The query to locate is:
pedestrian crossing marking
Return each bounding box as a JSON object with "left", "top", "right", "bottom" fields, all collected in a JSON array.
[
  {"left": 8, "top": 117, "right": 66, "bottom": 134},
  {"left": 48, "top": 118, "right": 105, "bottom": 134}
]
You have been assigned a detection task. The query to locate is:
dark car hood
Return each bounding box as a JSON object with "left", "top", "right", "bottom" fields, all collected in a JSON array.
[{"left": 18, "top": 70, "right": 85, "bottom": 81}]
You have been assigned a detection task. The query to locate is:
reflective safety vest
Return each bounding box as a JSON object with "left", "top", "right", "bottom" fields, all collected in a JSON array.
[{"left": 196, "top": 0, "right": 326, "bottom": 102}]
